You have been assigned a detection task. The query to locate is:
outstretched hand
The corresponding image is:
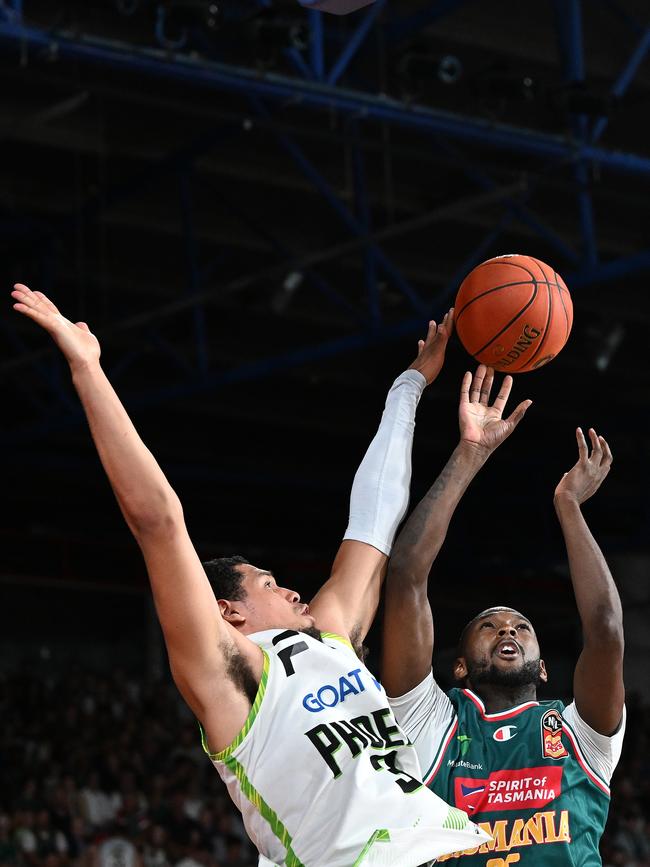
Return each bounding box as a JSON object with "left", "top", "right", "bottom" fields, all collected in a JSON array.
[
  {"left": 11, "top": 284, "right": 100, "bottom": 371},
  {"left": 459, "top": 365, "right": 532, "bottom": 456},
  {"left": 408, "top": 309, "right": 454, "bottom": 385},
  {"left": 554, "top": 428, "right": 612, "bottom": 505}
]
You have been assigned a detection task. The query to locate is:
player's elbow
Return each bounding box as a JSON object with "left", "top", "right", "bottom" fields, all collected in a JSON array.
[
  {"left": 128, "top": 491, "right": 185, "bottom": 540},
  {"left": 584, "top": 609, "right": 624, "bottom": 653},
  {"left": 386, "top": 553, "right": 430, "bottom": 589}
]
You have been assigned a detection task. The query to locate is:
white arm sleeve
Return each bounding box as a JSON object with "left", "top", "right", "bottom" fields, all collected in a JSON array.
[
  {"left": 562, "top": 701, "right": 626, "bottom": 784},
  {"left": 388, "top": 671, "right": 457, "bottom": 778},
  {"left": 343, "top": 369, "right": 426, "bottom": 555}
]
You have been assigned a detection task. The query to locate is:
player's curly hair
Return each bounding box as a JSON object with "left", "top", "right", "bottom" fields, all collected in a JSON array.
[{"left": 202, "top": 555, "right": 250, "bottom": 601}]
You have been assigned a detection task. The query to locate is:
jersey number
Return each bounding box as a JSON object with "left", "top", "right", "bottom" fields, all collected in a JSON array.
[{"left": 371, "top": 751, "right": 422, "bottom": 794}]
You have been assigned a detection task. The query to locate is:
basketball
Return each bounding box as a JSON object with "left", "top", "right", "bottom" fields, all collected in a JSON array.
[{"left": 454, "top": 254, "right": 573, "bottom": 373}]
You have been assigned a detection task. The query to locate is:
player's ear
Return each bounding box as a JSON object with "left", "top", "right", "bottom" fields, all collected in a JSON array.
[
  {"left": 453, "top": 656, "right": 468, "bottom": 682},
  {"left": 218, "top": 598, "right": 246, "bottom": 627},
  {"left": 539, "top": 658, "right": 548, "bottom": 684}
]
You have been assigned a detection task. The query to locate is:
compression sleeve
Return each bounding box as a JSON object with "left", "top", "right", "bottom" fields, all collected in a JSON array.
[{"left": 343, "top": 369, "right": 426, "bottom": 555}]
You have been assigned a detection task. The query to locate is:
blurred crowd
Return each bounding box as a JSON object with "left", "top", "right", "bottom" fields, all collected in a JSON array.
[
  {"left": 601, "top": 693, "right": 650, "bottom": 867},
  {"left": 1, "top": 668, "right": 649, "bottom": 867},
  {"left": 1, "top": 669, "right": 255, "bottom": 867}
]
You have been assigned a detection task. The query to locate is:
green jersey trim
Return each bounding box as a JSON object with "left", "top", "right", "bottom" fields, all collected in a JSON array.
[
  {"left": 224, "top": 754, "right": 305, "bottom": 867},
  {"left": 200, "top": 650, "right": 270, "bottom": 761},
  {"left": 321, "top": 631, "right": 354, "bottom": 652},
  {"left": 352, "top": 829, "right": 391, "bottom": 865},
  {"left": 423, "top": 716, "right": 458, "bottom": 784},
  {"left": 442, "top": 807, "right": 469, "bottom": 831}
]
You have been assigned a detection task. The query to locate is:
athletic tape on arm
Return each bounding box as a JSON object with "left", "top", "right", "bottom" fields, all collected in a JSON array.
[{"left": 343, "top": 369, "right": 426, "bottom": 555}]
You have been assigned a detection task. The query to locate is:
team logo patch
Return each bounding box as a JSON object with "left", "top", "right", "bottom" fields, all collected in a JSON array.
[
  {"left": 454, "top": 766, "right": 563, "bottom": 815},
  {"left": 541, "top": 709, "right": 569, "bottom": 759},
  {"left": 493, "top": 725, "right": 518, "bottom": 742}
]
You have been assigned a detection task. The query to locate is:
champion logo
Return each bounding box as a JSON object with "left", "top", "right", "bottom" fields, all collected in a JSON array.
[{"left": 493, "top": 725, "right": 518, "bottom": 742}]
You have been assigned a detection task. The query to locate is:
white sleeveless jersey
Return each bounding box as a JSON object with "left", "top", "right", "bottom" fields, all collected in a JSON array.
[{"left": 201, "top": 629, "right": 490, "bottom": 866}]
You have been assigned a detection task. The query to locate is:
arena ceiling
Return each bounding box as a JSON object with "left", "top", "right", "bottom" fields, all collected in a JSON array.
[{"left": 1, "top": 0, "right": 649, "bottom": 655}]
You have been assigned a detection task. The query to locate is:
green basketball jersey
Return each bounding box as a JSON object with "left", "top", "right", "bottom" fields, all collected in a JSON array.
[{"left": 390, "top": 677, "right": 625, "bottom": 867}]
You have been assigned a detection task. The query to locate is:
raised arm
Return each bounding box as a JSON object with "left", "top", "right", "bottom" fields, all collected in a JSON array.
[
  {"left": 309, "top": 314, "right": 453, "bottom": 648},
  {"left": 382, "top": 366, "right": 532, "bottom": 696},
  {"left": 11, "top": 285, "right": 261, "bottom": 751},
  {"left": 554, "top": 428, "right": 624, "bottom": 735}
]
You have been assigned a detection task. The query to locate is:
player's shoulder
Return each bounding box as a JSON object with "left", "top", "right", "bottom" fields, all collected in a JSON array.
[
  {"left": 320, "top": 630, "right": 357, "bottom": 654},
  {"left": 538, "top": 696, "right": 567, "bottom": 716},
  {"left": 539, "top": 696, "right": 566, "bottom": 709}
]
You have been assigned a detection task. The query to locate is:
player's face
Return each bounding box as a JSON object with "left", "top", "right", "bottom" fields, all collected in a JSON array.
[
  {"left": 455, "top": 609, "right": 548, "bottom": 689},
  {"left": 235, "top": 564, "right": 317, "bottom": 634}
]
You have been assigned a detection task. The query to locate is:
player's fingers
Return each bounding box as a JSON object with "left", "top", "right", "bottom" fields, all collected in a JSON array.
[
  {"left": 492, "top": 375, "right": 514, "bottom": 414},
  {"left": 424, "top": 320, "right": 437, "bottom": 345},
  {"left": 11, "top": 286, "right": 39, "bottom": 308},
  {"left": 576, "top": 427, "right": 588, "bottom": 462},
  {"left": 588, "top": 428, "right": 602, "bottom": 462},
  {"left": 505, "top": 399, "right": 533, "bottom": 429},
  {"left": 438, "top": 308, "right": 454, "bottom": 340},
  {"left": 11, "top": 289, "right": 49, "bottom": 317},
  {"left": 446, "top": 307, "right": 455, "bottom": 338},
  {"left": 76, "top": 321, "right": 91, "bottom": 332},
  {"left": 12, "top": 301, "right": 52, "bottom": 326},
  {"left": 33, "top": 291, "right": 60, "bottom": 315},
  {"left": 12, "top": 286, "right": 54, "bottom": 317},
  {"left": 470, "top": 365, "right": 487, "bottom": 403},
  {"left": 460, "top": 371, "right": 472, "bottom": 404},
  {"left": 479, "top": 367, "right": 494, "bottom": 406},
  {"left": 599, "top": 436, "right": 613, "bottom": 467}
]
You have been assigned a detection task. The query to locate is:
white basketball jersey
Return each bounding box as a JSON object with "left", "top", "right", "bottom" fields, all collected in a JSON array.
[{"left": 201, "top": 629, "right": 490, "bottom": 866}]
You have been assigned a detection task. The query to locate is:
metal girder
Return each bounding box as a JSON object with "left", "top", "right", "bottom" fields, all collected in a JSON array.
[
  {"left": 7, "top": 241, "right": 650, "bottom": 448},
  {"left": 309, "top": 9, "right": 325, "bottom": 80},
  {"left": 568, "top": 248, "right": 650, "bottom": 288},
  {"left": 592, "top": 26, "right": 650, "bottom": 144},
  {"left": 249, "top": 96, "right": 428, "bottom": 316},
  {"left": 0, "top": 1, "right": 22, "bottom": 23},
  {"left": 552, "top": 0, "right": 598, "bottom": 266},
  {"left": 2, "top": 22, "right": 650, "bottom": 177},
  {"left": 212, "top": 185, "right": 365, "bottom": 323},
  {"left": 0, "top": 182, "right": 525, "bottom": 390},
  {"left": 327, "top": 0, "right": 386, "bottom": 85},
  {"left": 350, "top": 122, "right": 381, "bottom": 325},
  {"left": 430, "top": 138, "right": 581, "bottom": 264}
]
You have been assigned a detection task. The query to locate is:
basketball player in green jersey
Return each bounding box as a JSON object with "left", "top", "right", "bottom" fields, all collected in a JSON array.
[
  {"left": 12, "top": 285, "right": 495, "bottom": 866},
  {"left": 383, "top": 364, "right": 625, "bottom": 866}
]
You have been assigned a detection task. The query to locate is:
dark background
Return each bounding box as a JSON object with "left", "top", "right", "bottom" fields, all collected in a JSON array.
[
  {"left": 1, "top": 0, "right": 649, "bottom": 693},
  {"left": 2, "top": 3, "right": 650, "bottom": 867}
]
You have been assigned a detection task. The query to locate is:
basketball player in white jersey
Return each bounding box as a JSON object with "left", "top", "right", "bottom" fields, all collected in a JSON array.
[{"left": 12, "top": 286, "right": 489, "bottom": 867}]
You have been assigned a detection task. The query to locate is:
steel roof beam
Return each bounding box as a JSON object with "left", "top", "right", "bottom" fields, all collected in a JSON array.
[{"left": 2, "top": 22, "right": 650, "bottom": 177}]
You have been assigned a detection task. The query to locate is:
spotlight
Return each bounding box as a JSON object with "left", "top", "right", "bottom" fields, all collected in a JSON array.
[
  {"left": 594, "top": 323, "right": 625, "bottom": 372},
  {"left": 398, "top": 52, "right": 464, "bottom": 93},
  {"left": 271, "top": 271, "right": 304, "bottom": 314}
]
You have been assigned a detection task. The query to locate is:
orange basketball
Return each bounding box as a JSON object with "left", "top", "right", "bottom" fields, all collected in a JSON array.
[{"left": 454, "top": 254, "right": 573, "bottom": 373}]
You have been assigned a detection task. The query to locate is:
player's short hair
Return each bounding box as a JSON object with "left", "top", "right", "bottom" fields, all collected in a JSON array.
[
  {"left": 457, "top": 606, "right": 529, "bottom": 656},
  {"left": 202, "top": 555, "right": 250, "bottom": 601}
]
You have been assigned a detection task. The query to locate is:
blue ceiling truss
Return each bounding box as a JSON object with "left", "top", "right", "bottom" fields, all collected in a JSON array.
[{"left": 1, "top": 0, "right": 650, "bottom": 439}]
